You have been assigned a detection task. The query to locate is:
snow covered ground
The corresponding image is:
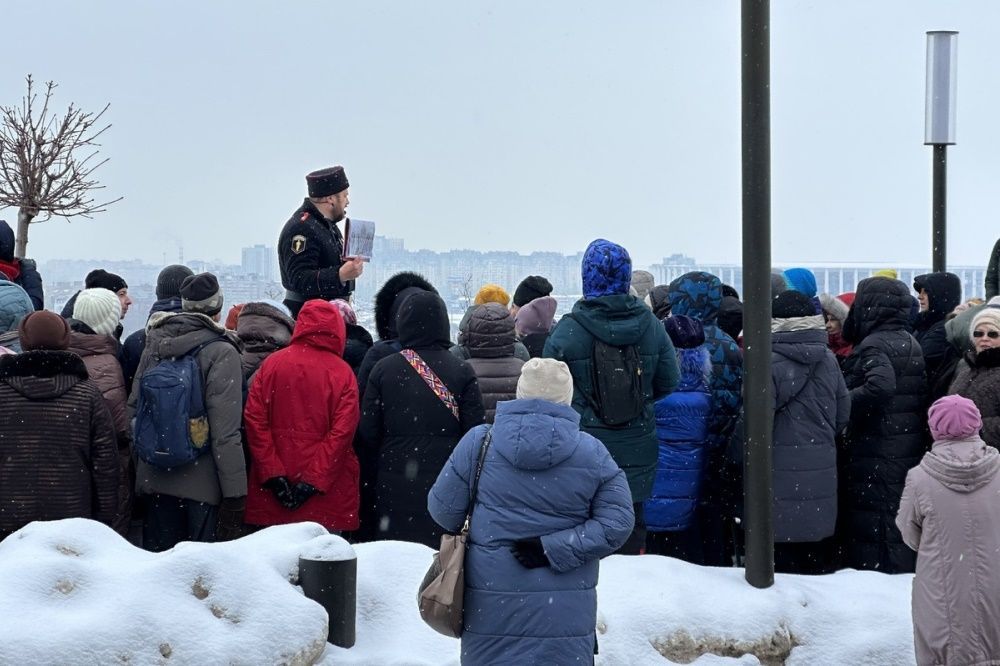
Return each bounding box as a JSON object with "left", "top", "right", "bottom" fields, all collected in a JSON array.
[{"left": 0, "top": 519, "right": 916, "bottom": 665}]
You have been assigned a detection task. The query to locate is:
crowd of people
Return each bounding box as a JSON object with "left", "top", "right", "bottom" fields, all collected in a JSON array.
[{"left": 3, "top": 165, "right": 1000, "bottom": 663}]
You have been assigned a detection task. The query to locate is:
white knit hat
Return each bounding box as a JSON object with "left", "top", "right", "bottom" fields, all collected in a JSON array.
[
  {"left": 516, "top": 358, "right": 574, "bottom": 407},
  {"left": 971, "top": 307, "right": 1000, "bottom": 338},
  {"left": 72, "top": 288, "right": 122, "bottom": 336}
]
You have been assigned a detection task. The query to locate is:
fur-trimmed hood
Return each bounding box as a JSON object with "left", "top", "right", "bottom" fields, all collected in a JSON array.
[
  {"left": 374, "top": 272, "right": 437, "bottom": 341},
  {"left": 0, "top": 350, "right": 90, "bottom": 399}
]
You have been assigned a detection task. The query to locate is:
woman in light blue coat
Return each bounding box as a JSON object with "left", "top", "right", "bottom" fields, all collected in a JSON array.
[{"left": 428, "top": 358, "right": 634, "bottom": 665}]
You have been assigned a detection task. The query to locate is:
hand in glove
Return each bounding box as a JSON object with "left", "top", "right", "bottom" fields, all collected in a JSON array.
[
  {"left": 214, "top": 496, "right": 247, "bottom": 542},
  {"left": 287, "top": 482, "right": 320, "bottom": 511},
  {"left": 262, "top": 476, "right": 295, "bottom": 508},
  {"left": 510, "top": 537, "right": 550, "bottom": 569}
]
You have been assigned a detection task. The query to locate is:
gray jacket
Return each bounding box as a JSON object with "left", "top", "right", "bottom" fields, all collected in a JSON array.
[
  {"left": 128, "top": 312, "right": 247, "bottom": 505},
  {"left": 452, "top": 304, "right": 530, "bottom": 362},
  {"left": 463, "top": 303, "right": 525, "bottom": 423}
]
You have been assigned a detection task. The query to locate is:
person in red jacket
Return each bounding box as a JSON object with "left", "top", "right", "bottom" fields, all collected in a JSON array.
[{"left": 243, "top": 299, "right": 361, "bottom": 533}]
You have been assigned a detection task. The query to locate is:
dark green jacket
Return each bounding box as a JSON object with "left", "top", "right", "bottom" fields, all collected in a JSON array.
[{"left": 543, "top": 294, "right": 679, "bottom": 501}]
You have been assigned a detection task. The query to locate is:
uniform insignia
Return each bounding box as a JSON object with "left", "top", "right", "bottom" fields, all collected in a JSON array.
[
  {"left": 300, "top": 213, "right": 309, "bottom": 222},
  {"left": 291, "top": 235, "right": 307, "bottom": 254}
]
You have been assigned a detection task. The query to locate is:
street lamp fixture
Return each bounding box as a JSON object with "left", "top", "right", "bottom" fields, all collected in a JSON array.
[{"left": 925, "top": 30, "right": 958, "bottom": 273}]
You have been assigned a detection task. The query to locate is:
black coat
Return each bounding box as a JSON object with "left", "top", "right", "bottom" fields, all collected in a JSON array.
[
  {"left": 343, "top": 323, "right": 374, "bottom": 376},
  {"left": 840, "top": 277, "right": 928, "bottom": 574},
  {"left": 987, "top": 238, "right": 1000, "bottom": 300},
  {"left": 912, "top": 272, "right": 962, "bottom": 395},
  {"left": 770, "top": 322, "right": 850, "bottom": 543},
  {"left": 520, "top": 331, "right": 549, "bottom": 359},
  {"left": 278, "top": 199, "right": 352, "bottom": 315},
  {"left": 358, "top": 292, "right": 485, "bottom": 547}
]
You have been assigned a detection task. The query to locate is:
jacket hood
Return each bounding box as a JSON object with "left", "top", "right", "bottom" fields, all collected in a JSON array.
[
  {"left": 290, "top": 300, "right": 345, "bottom": 356},
  {"left": 466, "top": 303, "right": 516, "bottom": 359},
  {"left": 67, "top": 330, "right": 119, "bottom": 358},
  {"left": 842, "top": 277, "right": 912, "bottom": 344},
  {"left": 646, "top": 284, "right": 672, "bottom": 320},
  {"left": 783, "top": 268, "right": 818, "bottom": 298},
  {"left": 147, "top": 312, "right": 242, "bottom": 358},
  {"left": 397, "top": 291, "right": 451, "bottom": 350},
  {"left": 667, "top": 271, "right": 723, "bottom": 323},
  {"left": 676, "top": 346, "right": 711, "bottom": 392},
  {"left": 569, "top": 294, "right": 652, "bottom": 346},
  {"left": 374, "top": 272, "right": 436, "bottom": 341},
  {"left": 772, "top": 325, "right": 830, "bottom": 366},
  {"left": 582, "top": 239, "right": 632, "bottom": 299},
  {"left": 514, "top": 296, "right": 557, "bottom": 337},
  {"left": 913, "top": 272, "right": 963, "bottom": 325},
  {"left": 491, "top": 399, "right": 582, "bottom": 471},
  {"left": 0, "top": 350, "right": 89, "bottom": 399},
  {"left": 148, "top": 296, "right": 184, "bottom": 318},
  {"left": 237, "top": 301, "right": 295, "bottom": 352},
  {"left": 0, "top": 280, "right": 34, "bottom": 333},
  {"left": 921, "top": 437, "right": 1000, "bottom": 493},
  {"left": 0, "top": 220, "right": 13, "bottom": 262}
]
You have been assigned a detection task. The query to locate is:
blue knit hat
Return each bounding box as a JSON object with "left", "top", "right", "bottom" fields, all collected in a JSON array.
[
  {"left": 582, "top": 239, "right": 632, "bottom": 299},
  {"left": 783, "top": 268, "right": 817, "bottom": 298}
]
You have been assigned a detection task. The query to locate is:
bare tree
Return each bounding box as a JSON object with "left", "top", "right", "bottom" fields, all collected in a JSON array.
[{"left": 0, "top": 75, "right": 122, "bottom": 258}]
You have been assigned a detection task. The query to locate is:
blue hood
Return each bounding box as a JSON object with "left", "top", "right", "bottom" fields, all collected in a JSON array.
[
  {"left": 783, "top": 268, "right": 818, "bottom": 298},
  {"left": 667, "top": 271, "right": 723, "bottom": 324},
  {"left": 582, "top": 239, "right": 632, "bottom": 299},
  {"left": 491, "top": 399, "right": 582, "bottom": 471}
]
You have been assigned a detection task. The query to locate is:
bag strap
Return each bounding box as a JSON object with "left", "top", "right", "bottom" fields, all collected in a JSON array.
[
  {"left": 462, "top": 428, "right": 493, "bottom": 534},
  {"left": 401, "top": 349, "right": 460, "bottom": 420},
  {"left": 775, "top": 362, "right": 816, "bottom": 413}
]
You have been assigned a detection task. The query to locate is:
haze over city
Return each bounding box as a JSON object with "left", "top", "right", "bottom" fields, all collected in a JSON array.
[{"left": 3, "top": 1, "right": 998, "bottom": 269}]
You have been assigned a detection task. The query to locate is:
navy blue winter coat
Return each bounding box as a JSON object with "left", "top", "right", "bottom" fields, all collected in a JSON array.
[
  {"left": 644, "top": 346, "right": 712, "bottom": 532},
  {"left": 428, "top": 399, "right": 634, "bottom": 665},
  {"left": 770, "top": 317, "right": 851, "bottom": 543}
]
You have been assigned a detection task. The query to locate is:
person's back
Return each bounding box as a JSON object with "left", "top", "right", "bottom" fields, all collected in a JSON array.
[
  {"left": 841, "top": 276, "right": 927, "bottom": 573},
  {"left": 897, "top": 396, "right": 1000, "bottom": 666},
  {"left": 121, "top": 265, "right": 193, "bottom": 392},
  {"left": 0, "top": 311, "right": 118, "bottom": 539},
  {"left": 0, "top": 279, "right": 34, "bottom": 353},
  {"left": 464, "top": 303, "right": 524, "bottom": 423},
  {"left": 359, "top": 291, "right": 485, "bottom": 547},
  {"left": 544, "top": 239, "right": 678, "bottom": 554},
  {"left": 769, "top": 292, "right": 851, "bottom": 573},
  {"left": 128, "top": 274, "right": 247, "bottom": 550},
  {"left": 244, "top": 301, "right": 360, "bottom": 532},
  {"left": 428, "top": 359, "right": 634, "bottom": 665}
]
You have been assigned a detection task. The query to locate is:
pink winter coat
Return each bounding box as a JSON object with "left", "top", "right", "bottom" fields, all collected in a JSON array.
[{"left": 896, "top": 436, "right": 1000, "bottom": 666}]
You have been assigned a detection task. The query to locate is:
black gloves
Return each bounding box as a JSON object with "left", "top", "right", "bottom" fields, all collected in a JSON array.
[
  {"left": 215, "top": 496, "right": 246, "bottom": 542},
  {"left": 263, "top": 476, "right": 295, "bottom": 508},
  {"left": 289, "top": 482, "right": 319, "bottom": 509},
  {"left": 510, "top": 537, "right": 549, "bottom": 569}
]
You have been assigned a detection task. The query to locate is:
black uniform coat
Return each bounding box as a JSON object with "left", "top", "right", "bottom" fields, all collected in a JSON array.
[
  {"left": 840, "top": 277, "right": 927, "bottom": 574},
  {"left": 278, "top": 199, "right": 353, "bottom": 316},
  {"left": 358, "top": 292, "right": 485, "bottom": 547}
]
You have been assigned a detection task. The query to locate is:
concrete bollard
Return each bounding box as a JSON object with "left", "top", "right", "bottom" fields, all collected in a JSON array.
[{"left": 298, "top": 535, "right": 357, "bottom": 649}]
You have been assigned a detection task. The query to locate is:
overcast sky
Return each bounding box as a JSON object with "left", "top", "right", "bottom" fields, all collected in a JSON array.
[{"left": 3, "top": 1, "right": 997, "bottom": 270}]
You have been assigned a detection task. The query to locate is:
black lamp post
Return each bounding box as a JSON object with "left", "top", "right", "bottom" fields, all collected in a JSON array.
[{"left": 925, "top": 30, "right": 958, "bottom": 273}]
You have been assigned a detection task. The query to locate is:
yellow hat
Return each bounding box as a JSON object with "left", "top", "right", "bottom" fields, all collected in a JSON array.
[
  {"left": 474, "top": 284, "right": 510, "bottom": 307},
  {"left": 873, "top": 269, "right": 898, "bottom": 280}
]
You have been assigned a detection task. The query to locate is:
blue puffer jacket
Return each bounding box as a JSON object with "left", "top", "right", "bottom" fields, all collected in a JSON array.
[
  {"left": 667, "top": 272, "right": 743, "bottom": 448},
  {"left": 645, "top": 346, "right": 712, "bottom": 532},
  {"left": 428, "top": 399, "right": 634, "bottom": 666}
]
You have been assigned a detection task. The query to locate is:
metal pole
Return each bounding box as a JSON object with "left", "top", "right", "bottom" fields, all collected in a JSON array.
[
  {"left": 741, "top": 0, "right": 774, "bottom": 589},
  {"left": 932, "top": 144, "right": 947, "bottom": 272},
  {"left": 299, "top": 554, "right": 358, "bottom": 648}
]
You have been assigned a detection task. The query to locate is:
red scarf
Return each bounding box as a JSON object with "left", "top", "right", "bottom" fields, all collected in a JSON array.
[
  {"left": 0, "top": 258, "right": 20, "bottom": 282},
  {"left": 828, "top": 331, "right": 853, "bottom": 359}
]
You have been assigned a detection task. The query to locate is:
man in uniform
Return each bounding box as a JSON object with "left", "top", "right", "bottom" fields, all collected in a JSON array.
[{"left": 278, "top": 165, "right": 365, "bottom": 317}]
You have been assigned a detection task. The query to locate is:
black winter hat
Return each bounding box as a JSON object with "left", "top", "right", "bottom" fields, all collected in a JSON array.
[
  {"left": 306, "top": 166, "right": 349, "bottom": 198},
  {"left": 180, "top": 272, "right": 224, "bottom": 316},
  {"left": 772, "top": 290, "right": 816, "bottom": 319},
  {"left": 513, "top": 275, "right": 553, "bottom": 307},
  {"left": 0, "top": 220, "right": 14, "bottom": 261},
  {"left": 85, "top": 269, "right": 128, "bottom": 293},
  {"left": 664, "top": 315, "right": 705, "bottom": 350},
  {"left": 156, "top": 264, "right": 195, "bottom": 300},
  {"left": 721, "top": 284, "right": 740, "bottom": 300}
]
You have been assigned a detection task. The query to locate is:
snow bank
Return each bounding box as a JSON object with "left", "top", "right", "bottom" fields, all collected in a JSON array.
[
  {"left": 0, "top": 519, "right": 332, "bottom": 665},
  {"left": 0, "top": 520, "right": 916, "bottom": 665}
]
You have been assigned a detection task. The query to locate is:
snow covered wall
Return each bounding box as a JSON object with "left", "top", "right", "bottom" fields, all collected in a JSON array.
[{"left": 0, "top": 519, "right": 917, "bottom": 665}]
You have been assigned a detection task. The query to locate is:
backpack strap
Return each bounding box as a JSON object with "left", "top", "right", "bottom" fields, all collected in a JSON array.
[{"left": 401, "top": 349, "right": 460, "bottom": 420}]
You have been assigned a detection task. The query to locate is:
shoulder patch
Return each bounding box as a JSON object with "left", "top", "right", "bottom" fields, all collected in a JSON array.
[
  {"left": 291, "top": 235, "right": 307, "bottom": 254},
  {"left": 300, "top": 212, "right": 309, "bottom": 222}
]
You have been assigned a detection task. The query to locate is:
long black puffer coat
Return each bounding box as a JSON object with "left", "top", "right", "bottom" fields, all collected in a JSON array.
[
  {"left": 840, "top": 277, "right": 927, "bottom": 574},
  {"left": 464, "top": 304, "right": 524, "bottom": 423},
  {"left": 358, "top": 291, "right": 485, "bottom": 547},
  {"left": 912, "top": 272, "right": 962, "bottom": 396}
]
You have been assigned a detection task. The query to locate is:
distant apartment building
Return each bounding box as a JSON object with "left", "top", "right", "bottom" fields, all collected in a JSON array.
[{"left": 241, "top": 244, "right": 278, "bottom": 282}]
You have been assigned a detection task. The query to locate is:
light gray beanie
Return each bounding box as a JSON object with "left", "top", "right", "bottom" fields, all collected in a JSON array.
[
  {"left": 971, "top": 306, "right": 1000, "bottom": 338},
  {"left": 72, "top": 288, "right": 122, "bottom": 336},
  {"left": 516, "top": 358, "right": 574, "bottom": 407}
]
